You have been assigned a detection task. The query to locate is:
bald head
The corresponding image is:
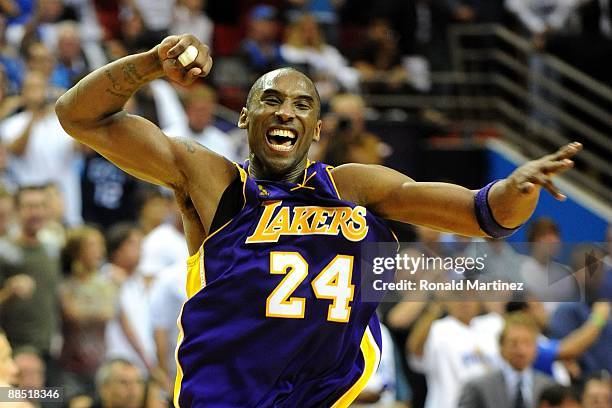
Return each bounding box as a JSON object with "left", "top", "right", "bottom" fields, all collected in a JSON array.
[{"left": 247, "top": 68, "right": 321, "bottom": 117}]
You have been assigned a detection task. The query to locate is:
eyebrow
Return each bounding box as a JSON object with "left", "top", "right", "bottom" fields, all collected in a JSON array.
[{"left": 261, "top": 89, "right": 315, "bottom": 104}]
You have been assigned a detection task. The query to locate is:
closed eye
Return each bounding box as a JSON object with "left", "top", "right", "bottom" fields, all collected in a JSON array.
[{"left": 263, "top": 96, "right": 281, "bottom": 105}]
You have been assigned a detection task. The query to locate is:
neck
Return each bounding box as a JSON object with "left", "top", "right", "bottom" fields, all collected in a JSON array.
[{"left": 248, "top": 154, "right": 307, "bottom": 184}]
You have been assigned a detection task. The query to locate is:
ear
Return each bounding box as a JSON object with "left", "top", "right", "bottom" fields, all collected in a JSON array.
[
  {"left": 313, "top": 119, "right": 322, "bottom": 142},
  {"left": 238, "top": 108, "right": 249, "bottom": 129}
]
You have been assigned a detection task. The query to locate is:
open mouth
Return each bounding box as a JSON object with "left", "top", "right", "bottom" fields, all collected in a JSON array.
[{"left": 266, "top": 128, "right": 297, "bottom": 152}]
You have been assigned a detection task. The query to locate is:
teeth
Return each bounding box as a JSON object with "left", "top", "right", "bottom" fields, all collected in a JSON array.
[
  {"left": 268, "top": 129, "right": 296, "bottom": 139},
  {"left": 269, "top": 143, "right": 293, "bottom": 151}
]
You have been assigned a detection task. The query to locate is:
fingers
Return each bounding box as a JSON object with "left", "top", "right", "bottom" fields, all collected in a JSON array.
[
  {"left": 524, "top": 173, "right": 566, "bottom": 200},
  {"left": 167, "top": 35, "right": 194, "bottom": 59},
  {"left": 160, "top": 34, "right": 212, "bottom": 84},
  {"left": 541, "top": 158, "right": 574, "bottom": 175},
  {"left": 552, "top": 142, "right": 582, "bottom": 161},
  {"left": 157, "top": 35, "right": 181, "bottom": 59}
]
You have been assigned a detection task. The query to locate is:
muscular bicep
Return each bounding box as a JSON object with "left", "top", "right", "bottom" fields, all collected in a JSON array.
[
  {"left": 69, "top": 110, "right": 185, "bottom": 188},
  {"left": 332, "top": 163, "right": 486, "bottom": 237}
]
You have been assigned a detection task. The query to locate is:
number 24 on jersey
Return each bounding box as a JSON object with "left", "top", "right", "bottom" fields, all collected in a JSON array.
[{"left": 266, "top": 252, "right": 355, "bottom": 323}]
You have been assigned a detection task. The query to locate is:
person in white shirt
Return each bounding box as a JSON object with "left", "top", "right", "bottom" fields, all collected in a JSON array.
[
  {"left": 103, "top": 224, "right": 156, "bottom": 375},
  {"left": 138, "top": 201, "right": 188, "bottom": 279},
  {"left": 0, "top": 71, "right": 82, "bottom": 226},
  {"left": 280, "top": 14, "right": 360, "bottom": 98},
  {"left": 163, "top": 84, "right": 240, "bottom": 161},
  {"left": 408, "top": 300, "right": 498, "bottom": 408},
  {"left": 150, "top": 261, "right": 187, "bottom": 392}
]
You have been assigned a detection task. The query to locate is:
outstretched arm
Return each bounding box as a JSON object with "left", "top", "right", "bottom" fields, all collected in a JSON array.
[
  {"left": 55, "top": 35, "right": 218, "bottom": 189},
  {"left": 332, "top": 142, "right": 582, "bottom": 237}
]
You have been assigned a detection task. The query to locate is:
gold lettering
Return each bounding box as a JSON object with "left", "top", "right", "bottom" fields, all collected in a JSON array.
[
  {"left": 311, "top": 209, "right": 330, "bottom": 233},
  {"left": 246, "top": 204, "right": 369, "bottom": 243},
  {"left": 343, "top": 206, "right": 369, "bottom": 241},
  {"left": 290, "top": 207, "right": 314, "bottom": 234},
  {"left": 328, "top": 208, "right": 351, "bottom": 235},
  {"left": 266, "top": 206, "right": 291, "bottom": 235},
  {"left": 246, "top": 201, "right": 283, "bottom": 243}
]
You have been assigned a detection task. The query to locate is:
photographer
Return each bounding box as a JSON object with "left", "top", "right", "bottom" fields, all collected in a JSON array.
[{"left": 321, "top": 93, "right": 391, "bottom": 166}]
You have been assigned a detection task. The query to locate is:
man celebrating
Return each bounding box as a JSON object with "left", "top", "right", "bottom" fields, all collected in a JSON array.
[{"left": 55, "top": 34, "right": 581, "bottom": 407}]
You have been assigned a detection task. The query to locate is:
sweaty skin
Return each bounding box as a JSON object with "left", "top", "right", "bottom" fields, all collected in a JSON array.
[{"left": 55, "top": 34, "right": 581, "bottom": 255}]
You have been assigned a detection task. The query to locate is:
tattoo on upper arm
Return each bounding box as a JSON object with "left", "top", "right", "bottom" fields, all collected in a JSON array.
[{"left": 179, "top": 138, "right": 196, "bottom": 153}]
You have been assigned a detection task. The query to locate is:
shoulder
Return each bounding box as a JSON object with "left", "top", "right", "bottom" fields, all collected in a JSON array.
[
  {"left": 465, "top": 369, "right": 504, "bottom": 389},
  {"left": 169, "top": 136, "right": 237, "bottom": 186},
  {"left": 330, "top": 163, "right": 414, "bottom": 205}
]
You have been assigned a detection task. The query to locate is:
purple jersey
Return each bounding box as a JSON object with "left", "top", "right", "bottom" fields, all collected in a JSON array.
[{"left": 174, "top": 161, "right": 396, "bottom": 407}]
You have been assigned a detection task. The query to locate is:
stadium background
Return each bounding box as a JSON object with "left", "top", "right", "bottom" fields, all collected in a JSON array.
[{"left": 0, "top": 0, "right": 610, "bottom": 407}]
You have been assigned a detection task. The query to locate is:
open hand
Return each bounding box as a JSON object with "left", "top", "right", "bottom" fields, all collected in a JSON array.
[
  {"left": 157, "top": 34, "right": 213, "bottom": 86},
  {"left": 508, "top": 142, "right": 582, "bottom": 200}
]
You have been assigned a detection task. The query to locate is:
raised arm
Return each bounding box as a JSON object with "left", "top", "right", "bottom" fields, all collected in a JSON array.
[
  {"left": 55, "top": 35, "right": 218, "bottom": 189},
  {"left": 332, "top": 142, "right": 582, "bottom": 237}
]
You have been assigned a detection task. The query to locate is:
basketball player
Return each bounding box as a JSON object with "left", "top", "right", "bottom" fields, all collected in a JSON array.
[{"left": 55, "top": 35, "right": 581, "bottom": 407}]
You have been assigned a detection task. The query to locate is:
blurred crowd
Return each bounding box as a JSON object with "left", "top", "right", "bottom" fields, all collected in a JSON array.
[{"left": 0, "top": 0, "right": 610, "bottom": 407}]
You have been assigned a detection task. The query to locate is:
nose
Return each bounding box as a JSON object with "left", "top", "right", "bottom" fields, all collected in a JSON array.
[{"left": 275, "top": 101, "right": 295, "bottom": 122}]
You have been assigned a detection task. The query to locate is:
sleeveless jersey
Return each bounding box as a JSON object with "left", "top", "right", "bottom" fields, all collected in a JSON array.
[{"left": 174, "top": 161, "right": 396, "bottom": 407}]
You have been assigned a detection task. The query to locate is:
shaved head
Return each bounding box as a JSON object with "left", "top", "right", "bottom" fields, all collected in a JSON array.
[{"left": 247, "top": 68, "right": 321, "bottom": 117}]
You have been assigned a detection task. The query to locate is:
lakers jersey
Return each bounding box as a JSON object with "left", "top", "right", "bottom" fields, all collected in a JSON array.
[{"left": 175, "top": 161, "right": 396, "bottom": 407}]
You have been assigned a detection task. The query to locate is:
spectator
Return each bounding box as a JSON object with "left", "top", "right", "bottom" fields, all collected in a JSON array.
[
  {"left": 135, "top": 187, "right": 170, "bottom": 237},
  {"left": 475, "top": 300, "right": 611, "bottom": 384},
  {"left": 13, "top": 346, "right": 45, "bottom": 390},
  {"left": 537, "top": 385, "right": 581, "bottom": 408},
  {"left": 36, "top": 182, "right": 68, "bottom": 253},
  {"left": 408, "top": 298, "right": 498, "bottom": 408},
  {"left": 0, "top": 330, "right": 18, "bottom": 385},
  {"left": 0, "top": 64, "right": 21, "bottom": 125},
  {"left": 285, "top": 0, "right": 343, "bottom": 46},
  {"left": 131, "top": 0, "right": 176, "bottom": 45},
  {"left": 505, "top": 0, "right": 579, "bottom": 50},
  {"left": 519, "top": 217, "right": 579, "bottom": 314},
  {"left": 350, "top": 18, "right": 411, "bottom": 93},
  {"left": 0, "top": 14, "right": 22, "bottom": 94},
  {"left": 281, "top": 14, "right": 360, "bottom": 99},
  {"left": 20, "top": 0, "right": 72, "bottom": 52},
  {"left": 94, "top": 359, "right": 145, "bottom": 408},
  {"left": 171, "top": 0, "right": 214, "bottom": 47},
  {"left": 0, "top": 70, "right": 82, "bottom": 226},
  {"left": 322, "top": 93, "right": 391, "bottom": 166},
  {"left": 0, "top": 184, "right": 14, "bottom": 238},
  {"left": 54, "top": 22, "right": 94, "bottom": 88},
  {"left": 163, "top": 84, "right": 241, "bottom": 161},
  {"left": 150, "top": 262, "right": 185, "bottom": 393},
  {"left": 139, "top": 201, "right": 187, "bottom": 279},
  {"left": 581, "top": 372, "right": 611, "bottom": 408},
  {"left": 80, "top": 145, "right": 142, "bottom": 232},
  {"left": 59, "top": 226, "right": 116, "bottom": 398},
  {"left": 237, "top": 5, "right": 286, "bottom": 83},
  {"left": 0, "top": 330, "right": 36, "bottom": 408},
  {"left": 459, "top": 312, "right": 556, "bottom": 408},
  {"left": 0, "top": 186, "right": 60, "bottom": 363},
  {"left": 103, "top": 224, "right": 156, "bottom": 375},
  {"left": 549, "top": 246, "right": 612, "bottom": 377},
  {"left": 463, "top": 238, "right": 528, "bottom": 283},
  {"left": 23, "top": 41, "right": 67, "bottom": 92}
]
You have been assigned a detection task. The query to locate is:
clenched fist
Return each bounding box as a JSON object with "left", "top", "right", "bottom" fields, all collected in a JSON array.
[{"left": 157, "top": 34, "right": 213, "bottom": 86}]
